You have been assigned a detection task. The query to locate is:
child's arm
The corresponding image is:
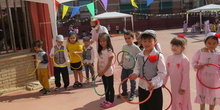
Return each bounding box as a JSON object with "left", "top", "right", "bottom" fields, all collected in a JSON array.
[
  {"left": 129, "top": 60, "right": 140, "bottom": 80},
  {"left": 49, "top": 47, "right": 55, "bottom": 58},
  {"left": 163, "top": 57, "right": 170, "bottom": 85},
  {"left": 179, "top": 58, "right": 190, "bottom": 95},
  {"left": 151, "top": 54, "right": 167, "bottom": 87},
  {"left": 64, "top": 48, "right": 70, "bottom": 63},
  {"left": 89, "top": 48, "right": 95, "bottom": 65},
  {"left": 192, "top": 49, "right": 203, "bottom": 70},
  {"left": 97, "top": 59, "right": 100, "bottom": 75},
  {"left": 99, "top": 56, "right": 113, "bottom": 76},
  {"left": 119, "top": 52, "right": 124, "bottom": 66}
]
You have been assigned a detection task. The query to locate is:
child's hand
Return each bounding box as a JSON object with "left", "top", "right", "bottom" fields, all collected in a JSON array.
[
  {"left": 148, "top": 82, "right": 154, "bottom": 91},
  {"left": 118, "top": 61, "right": 123, "bottom": 66},
  {"left": 98, "top": 71, "right": 103, "bottom": 77},
  {"left": 179, "top": 89, "right": 185, "bottom": 95},
  {"left": 51, "top": 54, "right": 54, "bottom": 57},
  {"left": 67, "top": 61, "right": 70, "bottom": 65},
  {"left": 129, "top": 73, "right": 138, "bottom": 80},
  {"left": 194, "top": 65, "right": 204, "bottom": 70},
  {"left": 36, "top": 60, "right": 41, "bottom": 63}
]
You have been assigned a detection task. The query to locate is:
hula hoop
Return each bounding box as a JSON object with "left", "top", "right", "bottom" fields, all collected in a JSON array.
[
  {"left": 118, "top": 76, "right": 153, "bottom": 104},
  {"left": 163, "top": 85, "right": 172, "bottom": 110},
  {"left": 70, "top": 53, "right": 83, "bottom": 70},
  {"left": 93, "top": 75, "right": 108, "bottom": 96},
  {"left": 82, "top": 64, "right": 95, "bottom": 80},
  {"left": 26, "top": 59, "right": 40, "bottom": 76},
  {"left": 52, "top": 50, "right": 71, "bottom": 68},
  {"left": 197, "top": 63, "right": 220, "bottom": 89},
  {"left": 116, "top": 50, "right": 136, "bottom": 70}
]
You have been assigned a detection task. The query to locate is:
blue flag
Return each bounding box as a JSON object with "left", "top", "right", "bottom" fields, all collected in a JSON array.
[{"left": 70, "top": 7, "right": 80, "bottom": 18}]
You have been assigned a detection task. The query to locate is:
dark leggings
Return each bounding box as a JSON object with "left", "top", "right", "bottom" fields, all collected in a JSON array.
[
  {"left": 139, "top": 87, "right": 163, "bottom": 110},
  {"left": 102, "top": 75, "right": 115, "bottom": 103},
  {"left": 54, "top": 67, "right": 69, "bottom": 88}
]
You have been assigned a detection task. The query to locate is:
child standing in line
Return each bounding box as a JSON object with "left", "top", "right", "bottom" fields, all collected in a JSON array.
[
  {"left": 192, "top": 33, "right": 220, "bottom": 110},
  {"left": 97, "top": 33, "right": 115, "bottom": 109},
  {"left": 134, "top": 31, "right": 143, "bottom": 50},
  {"left": 66, "top": 33, "right": 83, "bottom": 88},
  {"left": 33, "top": 40, "right": 50, "bottom": 95},
  {"left": 50, "top": 35, "right": 70, "bottom": 91},
  {"left": 117, "top": 30, "right": 141, "bottom": 101},
  {"left": 164, "top": 34, "right": 192, "bottom": 110},
  {"left": 129, "top": 30, "right": 167, "bottom": 110},
  {"left": 82, "top": 37, "right": 95, "bottom": 83}
]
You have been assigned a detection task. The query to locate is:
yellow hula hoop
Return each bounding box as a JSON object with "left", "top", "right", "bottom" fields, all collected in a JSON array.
[
  {"left": 82, "top": 64, "right": 95, "bottom": 79},
  {"left": 70, "top": 52, "right": 83, "bottom": 69},
  {"left": 52, "top": 50, "right": 71, "bottom": 68},
  {"left": 26, "top": 59, "right": 40, "bottom": 76}
]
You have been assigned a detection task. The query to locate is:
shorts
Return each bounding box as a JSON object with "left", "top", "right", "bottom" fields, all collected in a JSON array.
[{"left": 70, "top": 62, "right": 83, "bottom": 70}]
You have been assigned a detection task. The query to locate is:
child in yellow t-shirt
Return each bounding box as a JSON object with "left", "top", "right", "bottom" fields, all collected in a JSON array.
[{"left": 66, "top": 33, "right": 83, "bottom": 88}]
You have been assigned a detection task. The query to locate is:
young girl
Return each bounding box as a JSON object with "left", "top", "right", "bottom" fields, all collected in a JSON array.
[
  {"left": 97, "top": 33, "right": 115, "bottom": 109},
  {"left": 192, "top": 33, "right": 220, "bottom": 110},
  {"left": 164, "top": 34, "right": 192, "bottom": 110},
  {"left": 66, "top": 33, "right": 83, "bottom": 88}
]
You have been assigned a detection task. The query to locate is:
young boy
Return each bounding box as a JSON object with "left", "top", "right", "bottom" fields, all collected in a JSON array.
[
  {"left": 50, "top": 35, "right": 70, "bottom": 91},
  {"left": 129, "top": 30, "right": 167, "bottom": 110},
  {"left": 33, "top": 40, "right": 50, "bottom": 95},
  {"left": 117, "top": 30, "right": 141, "bottom": 101},
  {"left": 82, "top": 37, "right": 95, "bottom": 83}
]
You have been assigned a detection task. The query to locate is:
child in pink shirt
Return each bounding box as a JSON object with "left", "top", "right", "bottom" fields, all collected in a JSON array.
[
  {"left": 164, "top": 34, "right": 192, "bottom": 110},
  {"left": 192, "top": 33, "right": 220, "bottom": 110}
]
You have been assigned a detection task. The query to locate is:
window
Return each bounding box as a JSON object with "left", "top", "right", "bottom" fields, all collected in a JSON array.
[{"left": 0, "top": 0, "right": 31, "bottom": 55}]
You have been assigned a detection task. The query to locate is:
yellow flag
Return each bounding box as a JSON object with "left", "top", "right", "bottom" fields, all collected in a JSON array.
[
  {"left": 131, "top": 0, "right": 138, "bottom": 8},
  {"left": 62, "top": 5, "right": 69, "bottom": 19}
]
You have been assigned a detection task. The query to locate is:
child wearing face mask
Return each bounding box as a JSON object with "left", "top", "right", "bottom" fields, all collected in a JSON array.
[{"left": 90, "top": 19, "right": 109, "bottom": 49}]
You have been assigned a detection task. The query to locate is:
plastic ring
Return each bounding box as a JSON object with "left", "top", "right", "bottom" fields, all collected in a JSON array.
[
  {"left": 118, "top": 76, "right": 153, "bottom": 104},
  {"left": 197, "top": 63, "right": 220, "bottom": 89},
  {"left": 82, "top": 64, "right": 95, "bottom": 80},
  {"left": 93, "top": 75, "right": 108, "bottom": 96},
  {"left": 52, "top": 50, "right": 71, "bottom": 68},
  {"left": 70, "top": 53, "right": 83, "bottom": 70},
  {"left": 26, "top": 59, "right": 40, "bottom": 76},
  {"left": 163, "top": 85, "right": 172, "bottom": 110},
  {"left": 116, "top": 50, "right": 136, "bottom": 70}
]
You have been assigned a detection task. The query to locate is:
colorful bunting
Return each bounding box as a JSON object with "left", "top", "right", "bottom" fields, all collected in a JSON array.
[
  {"left": 70, "top": 7, "right": 80, "bottom": 18},
  {"left": 86, "top": 3, "right": 95, "bottom": 17},
  {"left": 62, "top": 5, "right": 69, "bottom": 19},
  {"left": 131, "top": 0, "right": 138, "bottom": 8},
  {"left": 147, "top": 0, "right": 154, "bottom": 6},
  {"left": 101, "top": 0, "right": 108, "bottom": 11}
]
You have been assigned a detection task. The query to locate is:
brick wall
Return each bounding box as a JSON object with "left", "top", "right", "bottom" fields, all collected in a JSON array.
[{"left": 0, "top": 52, "right": 36, "bottom": 92}]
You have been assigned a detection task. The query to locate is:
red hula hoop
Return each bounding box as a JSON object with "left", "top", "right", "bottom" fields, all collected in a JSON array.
[
  {"left": 163, "top": 85, "right": 173, "bottom": 110},
  {"left": 196, "top": 63, "right": 220, "bottom": 89},
  {"left": 118, "top": 76, "right": 153, "bottom": 104}
]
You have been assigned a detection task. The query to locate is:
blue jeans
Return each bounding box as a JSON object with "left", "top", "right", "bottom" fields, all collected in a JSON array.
[
  {"left": 121, "top": 68, "right": 136, "bottom": 94},
  {"left": 84, "top": 64, "right": 95, "bottom": 81}
]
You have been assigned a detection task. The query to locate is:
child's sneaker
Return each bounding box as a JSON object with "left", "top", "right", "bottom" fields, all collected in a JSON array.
[
  {"left": 100, "top": 100, "right": 108, "bottom": 107},
  {"left": 64, "top": 87, "right": 71, "bottom": 90},
  {"left": 103, "top": 101, "right": 115, "bottom": 109},
  {"left": 43, "top": 90, "right": 50, "bottom": 95},
  {"left": 73, "top": 82, "right": 79, "bottom": 88},
  {"left": 129, "top": 94, "right": 135, "bottom": 101},
  {"left": 77, "top": 83, "right": 83, "bottom": 88}
]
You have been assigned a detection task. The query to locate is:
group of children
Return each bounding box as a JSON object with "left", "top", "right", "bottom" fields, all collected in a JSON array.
[{"left": 32, "top": 27, "right": 220, "bottom": 110}]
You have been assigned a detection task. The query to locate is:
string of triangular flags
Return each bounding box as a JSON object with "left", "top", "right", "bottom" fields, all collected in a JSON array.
[
  {"left": 56, "top": 0, "right": 156, "bottom": 19},
  {"left": 58, "top": 11, "right": 219, "bottom": 24}
]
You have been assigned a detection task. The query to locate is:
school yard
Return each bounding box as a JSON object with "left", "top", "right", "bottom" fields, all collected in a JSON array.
[{"left": 0, "top": 28, "right": 220, "bottom": 110}]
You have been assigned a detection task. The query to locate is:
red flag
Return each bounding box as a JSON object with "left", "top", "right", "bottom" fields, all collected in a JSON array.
[{"left": 55, "top": 0, "right": 60, "bottom": 11}]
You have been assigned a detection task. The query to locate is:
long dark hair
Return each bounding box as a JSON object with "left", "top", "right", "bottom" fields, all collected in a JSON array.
[
  {"left": 97, "top": 33, "right": 114, "bottom": 56},
  {"left": 68, "top": 33, "right": 78, "bottom": 43}
]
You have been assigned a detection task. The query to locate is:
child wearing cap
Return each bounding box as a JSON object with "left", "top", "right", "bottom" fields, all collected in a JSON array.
[
  {"left": 82, "top": 37, "right": 95, "bottom": 83},
  {"left": 129, "top": 30, "right": 167, "bottom": 110},
  {"left": 33, "top": 40, "right": 50, "bottom": 95},
  {"left": 50, "top": 35, "right": 70, "bottom": 91}
]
